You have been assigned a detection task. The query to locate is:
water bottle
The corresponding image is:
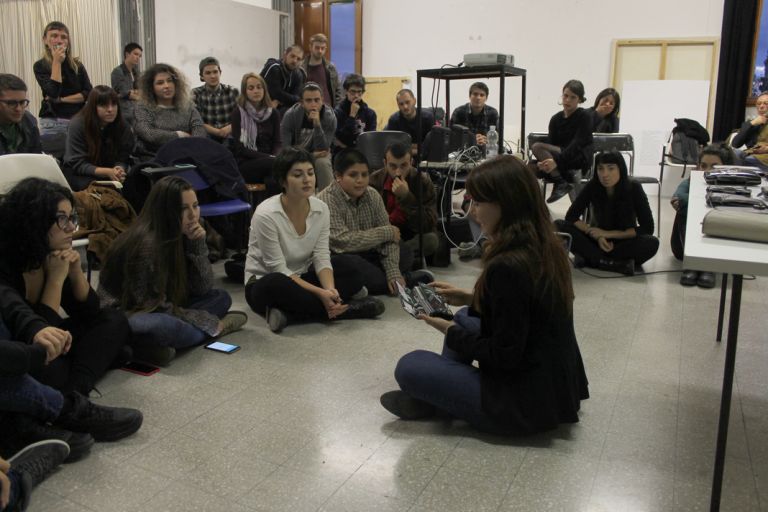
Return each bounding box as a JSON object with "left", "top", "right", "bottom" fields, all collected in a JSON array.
[{"left": 486, "top": 126, "right": 499, "bottom": 158}]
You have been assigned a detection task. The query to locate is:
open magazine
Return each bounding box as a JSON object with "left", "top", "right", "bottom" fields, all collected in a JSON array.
[{"left": 396, "top": 282, "right": 454, "bottom": 320}]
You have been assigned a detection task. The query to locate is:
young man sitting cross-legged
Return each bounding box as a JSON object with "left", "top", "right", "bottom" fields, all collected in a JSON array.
[{"left": 317, "top": 149, "right": 433, "bottom": 296}]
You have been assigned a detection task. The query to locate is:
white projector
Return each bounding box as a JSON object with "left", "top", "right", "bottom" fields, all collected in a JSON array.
[{"left": 463, "top": 53, "right": 515, "bottom": 66}]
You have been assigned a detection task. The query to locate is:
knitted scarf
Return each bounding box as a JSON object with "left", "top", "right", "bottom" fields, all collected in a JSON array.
[{"left": 238, "top": 102, "right": 272, "bottom": 151}]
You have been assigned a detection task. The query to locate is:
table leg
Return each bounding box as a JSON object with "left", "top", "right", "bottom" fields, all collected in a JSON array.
[
  {"left": 709, "top": 274, "right": 742, "bottom": 512},
  {"left": 716, "top": 273, "right": 728, "bottom": 342}
]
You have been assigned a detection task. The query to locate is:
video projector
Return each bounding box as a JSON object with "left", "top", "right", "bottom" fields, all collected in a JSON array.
[{"left": 463, "top": 53, "right": 514, "bottom": 66}]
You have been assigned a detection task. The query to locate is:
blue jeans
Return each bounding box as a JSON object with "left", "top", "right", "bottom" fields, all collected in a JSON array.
[
  {"left": 394, "top": 338, "right": 509, "bottom": 435},
  {"left": 0, "top": 375, "right": 63, "bottom": 423},
  {"left": 453, "top": 307, "right": 481, "bottom": 333},
  {"left": 128, "top": 289, "right": 232, "bottom": 349}
]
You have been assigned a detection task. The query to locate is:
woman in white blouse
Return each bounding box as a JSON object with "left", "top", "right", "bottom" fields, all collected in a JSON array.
[{"left": 244, "top": 147, "right": 384, "bottom": 332}]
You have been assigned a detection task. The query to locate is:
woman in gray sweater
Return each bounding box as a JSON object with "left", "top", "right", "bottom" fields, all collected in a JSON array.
[{"left": 133, "top": 63, "right": 206, "bottom": 158}]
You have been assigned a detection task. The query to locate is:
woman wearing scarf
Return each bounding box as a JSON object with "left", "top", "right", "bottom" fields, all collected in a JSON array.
[{"left": 230, "top": 73, "right": 282, "bottom": 195}]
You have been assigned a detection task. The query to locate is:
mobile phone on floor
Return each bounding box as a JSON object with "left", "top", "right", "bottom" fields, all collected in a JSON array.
[
  {"left": 120, "top": 361, "right": 160, "bottom": 376},
  {"left": 205, "top": 341, "right": 241, "bottom": 354}
]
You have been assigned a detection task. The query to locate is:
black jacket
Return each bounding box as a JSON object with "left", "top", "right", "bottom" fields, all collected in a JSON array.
[
  {"left": 732, "top": 120, "right": 763, "bottom": 149},
  {"left": 0, "top": 340, "right": 47, "bottom": 376},
  {"left": 261, "top": 58, "right": 305, "bottom": 116}
]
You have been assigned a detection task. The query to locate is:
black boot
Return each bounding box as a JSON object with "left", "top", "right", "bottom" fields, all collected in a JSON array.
[
  {"left": 338, "top": 297, "right": 386, "bottom": 320},
  {"left": 55, "top": 391, "right": 143, "bottom": 442},
  {"left": 598, "top": 258, "right": 635, "bottom": 276},
  {"left": 547, "top": 177, "right": 573, "bottom": 204}
]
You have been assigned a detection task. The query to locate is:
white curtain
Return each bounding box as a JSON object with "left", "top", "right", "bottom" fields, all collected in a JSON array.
[{"left": 0, "top": 0, "right": 120, "bottom": 118}]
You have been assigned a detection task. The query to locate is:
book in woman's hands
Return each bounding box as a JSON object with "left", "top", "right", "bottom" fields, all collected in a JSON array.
[{"left": 396, "top": 282, "right": 453, "bottom": 320}]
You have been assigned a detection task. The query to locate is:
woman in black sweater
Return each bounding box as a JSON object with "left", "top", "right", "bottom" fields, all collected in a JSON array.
[
  {"left": 555, "top": 151, "right": 659, "bottom": 275},
  {"left": 381, "top": 155, "right": 589, "bottom": 435},
  {"left": 586, "top": 88, "right": 620, "bottom": 133},
  {"left": 529, "top": 79, "right": 593, "bottom": 204},
  {"left": 0, "top": 178, "right": 129, "bottom": 395}
]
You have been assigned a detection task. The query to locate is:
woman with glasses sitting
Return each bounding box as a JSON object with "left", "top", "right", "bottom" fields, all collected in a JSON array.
[{"left": 0, "top": 178, "right": 130, "bottom": 395}]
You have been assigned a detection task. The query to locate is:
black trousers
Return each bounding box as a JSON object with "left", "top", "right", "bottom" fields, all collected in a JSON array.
[
  {"left": 342, "top": 245, "right": 413, "bottom": 296},
  {"left": 555, "top": 220, "right": 660, "bottom": 266},
  {"left": 238, "top": 156, "right": 281, "bottom": 197},
  {"left": 245, "top": 254, "right": 364, "bottom": 321},
  {"left": 670, "top": 211, "right": 686, "bottom": 261},
  {"left": 29, "top": 308, "right": 129, "bottom": 395}
]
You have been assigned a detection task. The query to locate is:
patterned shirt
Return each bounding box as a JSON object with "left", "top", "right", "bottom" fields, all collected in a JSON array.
[
  {"left": 192, "top": 83, "right": 239, "bottom": 128},
  {"left": 449, "top": 103, "right": 499, "bottom": 136},
  {"left": 317, "top": 181, "right": 401, "bottom": 281}
]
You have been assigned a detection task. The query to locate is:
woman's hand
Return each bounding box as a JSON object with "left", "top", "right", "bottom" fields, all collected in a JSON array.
[
  {"left": 0, "top": 457, "right": 9, "bottom": 510},
  {"left": 597, "top": 236, "right": 614, "bottom": 252},
  {"left": 418, "top": 314, "right": 455, "bottom": 334},
  {"left": 96, "top": 167, "right": 126, "bottom": 182},
  {"left": 430, "top": 281, "right": 472, "bottom": 306},
  {"left": 317, "top": 288, "right": 348, "bottom": 319},
  {"left": 33, "top": 326, "right": 72, "bottom": 363},
  {"left": 182, "top": 221, "right": 206, "bottom": 241},
  {"left": 59, "top": 248, "right": 81, "bottom": 276},
  {"left": 45, "top": 251, "right": 71, "bottom": 283},
  {"left": 51, "top": 45, "right": 66, "bottom": 64}
]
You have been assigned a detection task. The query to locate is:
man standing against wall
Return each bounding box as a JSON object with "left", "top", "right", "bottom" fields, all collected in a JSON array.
[
  {"left": 110, "top": 43, "right": 142, "bottom": 126},
  {"left": 262, "top": 45, "right": 306, "bottom": 116},
  {"left": 192, "top": 57, "right": 239, "bottom": 143},
  {"left": 0, "top": 74, "right": 42, "bottom": 156},
  {"left": 300, "top": 34, "right": 342, "bottom": 108}
]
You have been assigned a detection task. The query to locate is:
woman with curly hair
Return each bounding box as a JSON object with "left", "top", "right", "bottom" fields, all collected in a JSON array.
[
  {"left": 0, "top": 178, "right": 129, "bottom": 394},
  {"left": 33, "top": 21, "right": 92, "bottom": 136},
  {"left": 133, "top": 63, "right": 206, "bottom": 157},
  {"left": 63, "top": 85, "right": 136, "bottom": 190},
  {"left": 381, "top": 156, "right": 589, "bottom": 435},
  {"left": 99, "top": 175, "right": 247, "bottom": 365}
]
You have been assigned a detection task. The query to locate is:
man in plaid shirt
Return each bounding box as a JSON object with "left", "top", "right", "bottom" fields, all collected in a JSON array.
[
  {"left": 192, "top": 57, "right": 239, "bottom": 143},
  {"left": 449, "top": 81, "right": 499, "bottom": 148},
  {"left": 317, "top": 148, "right": 433, "bottom": 296}
]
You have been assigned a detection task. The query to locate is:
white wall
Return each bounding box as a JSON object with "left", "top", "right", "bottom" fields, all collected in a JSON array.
[
  {"left": 363, "top": 0, "right": 724, "bottom": 152},
  {"left": 155, "top": 0, "right": 280, "bottom": 94}
]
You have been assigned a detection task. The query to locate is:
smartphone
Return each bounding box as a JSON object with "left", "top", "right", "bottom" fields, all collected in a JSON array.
[
  {"left": 121, "top": 361, "right": 160, "bottom": 376},
  {"left": 205, "top": 341, "right": 241, "bottom": 354}
]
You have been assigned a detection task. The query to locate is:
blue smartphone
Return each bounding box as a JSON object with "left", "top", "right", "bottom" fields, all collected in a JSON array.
[{"left": 205, "top": 341, "right": 240, "bottom": 354}]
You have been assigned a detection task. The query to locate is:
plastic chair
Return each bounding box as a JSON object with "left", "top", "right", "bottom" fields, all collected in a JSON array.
[
  {"left": 0, "top": 153, "right": 92, "bottom": 278},
  {"left": 357, "top": 131, "right": 412, "bottom": 169},
  {"left": 593, "top": 133, "right": 660, "bottom": 236}
]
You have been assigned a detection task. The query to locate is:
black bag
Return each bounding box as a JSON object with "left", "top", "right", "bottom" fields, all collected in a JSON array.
[
  {"left": 669, "top": 118, "right": 710, "bottom": 165},
  {"left": 704, "top": 170, "right": 762, "bottom": 186}
]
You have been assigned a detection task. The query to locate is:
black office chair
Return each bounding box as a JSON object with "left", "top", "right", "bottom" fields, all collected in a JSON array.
[{"left": 357, "top": 131, "right": 412, "bottom": 169}]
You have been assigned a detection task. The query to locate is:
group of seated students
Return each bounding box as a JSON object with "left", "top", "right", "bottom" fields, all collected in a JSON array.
[{"left": 0, "top": 21, "right": 760, "bottom": 511}]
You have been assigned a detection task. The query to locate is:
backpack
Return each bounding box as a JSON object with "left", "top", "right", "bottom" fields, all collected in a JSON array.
[{"left": 668, "top": 118, "right": 710, "bottom": 165}]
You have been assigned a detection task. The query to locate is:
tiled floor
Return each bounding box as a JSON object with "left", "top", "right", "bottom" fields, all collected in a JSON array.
[{"left": 30, "top": 198, "right": 768, "bottom": 512}]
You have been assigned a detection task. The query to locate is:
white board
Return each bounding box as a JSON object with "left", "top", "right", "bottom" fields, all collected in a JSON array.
[
  {"left": 621, "top": 80, "right": 710, "bottom": 196},
  {"left": 155, "top": 0, "right": 280, "bottom": 96}
]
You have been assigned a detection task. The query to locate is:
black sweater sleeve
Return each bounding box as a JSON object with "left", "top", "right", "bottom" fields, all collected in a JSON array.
[
  {"left": 445, "top": 261, "right": 532, "bottom": 370},
  {"left": 559, "top": 110, "right": 593, "bottom": 168},
  {"left": 0, "top": 278, "right": 48, "bottom": 344},
  {"left": 0, "top": 340, "right": 47, "bottom": 376},
  {"left": 564, "top": 181, "right": 594, "bottom": 223},
  {"left": 732, "top": 121, "right": 759, "bottom": 148}
]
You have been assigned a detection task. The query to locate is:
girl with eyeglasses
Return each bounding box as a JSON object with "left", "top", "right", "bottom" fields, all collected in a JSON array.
[
  {"left": 0, "top": 178, "right": 130, "bottom": 395},
  {"left": 33, "top": 21, "right": 93, "bottom": 137},
  {"left": 63, "top": 86, "right": 136, "bottom": 190}
]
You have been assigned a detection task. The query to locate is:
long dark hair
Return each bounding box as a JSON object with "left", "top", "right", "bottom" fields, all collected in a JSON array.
[
  {"left": 593, "top": 87, "right": 621, "bottom": 117},
  {"left": 590, "top": 151, "right": 631, "bottom": 198},
  {"left": 466, "top": 156, "right": 573, "bottom": 314},
  {"left": 78, "top": 86, "right": 127, "bottom": 165},
  {"left": 0, "top": 177, "right": 73, "bottom": 273},
  {"left": 100, "top": 176, "right": 192, "bottom": 310}
]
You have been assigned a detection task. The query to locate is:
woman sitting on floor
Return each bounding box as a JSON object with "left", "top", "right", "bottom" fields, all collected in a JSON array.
[
  {"left": 244, "top": 147, "right": 384, "bottom": 333},
  {"left": 63, "top": 85, "right": 135, "bottom": 191},
  {"left": 98, "top": 175, "right": 247, "bottom": 366},
  {"left": 0, "top": 178, "right": 129, "bottom": 395},
  {"left": 380, "top": 155, "right": 589, "bottom": 435},
  {"left": 230, "top": 72, "right": 282, "bottom": 196},
  {"left": 586, "top": 87, "right": 620, "bottom": 133},
  {"left": 528, "top": 79, "right": 593, "bottom": 204},
  {"left": 555, "top": 150, "right": 659, "bottom": 276},
  {"left": 133, "top": 63, "right": 206, "bottom": 158},
  {"left": 671, "top": 143, "right": 735, "bottom": 288}
]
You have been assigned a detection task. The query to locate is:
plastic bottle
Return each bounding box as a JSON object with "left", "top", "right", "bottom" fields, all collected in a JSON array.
[{"left": 486, "top": 126, "right": 499, "bottom": 158}]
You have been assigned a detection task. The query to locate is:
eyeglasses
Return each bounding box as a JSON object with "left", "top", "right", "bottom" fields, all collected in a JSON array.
[
  {"left": 54, "top": 212, "right": 79, "bottom": 231},
  {"left": 0, "top": 99, "right": 30, "bottom": 108},
  {"left": 348, "top": 89, "right": 364, "bottom": 95}
]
